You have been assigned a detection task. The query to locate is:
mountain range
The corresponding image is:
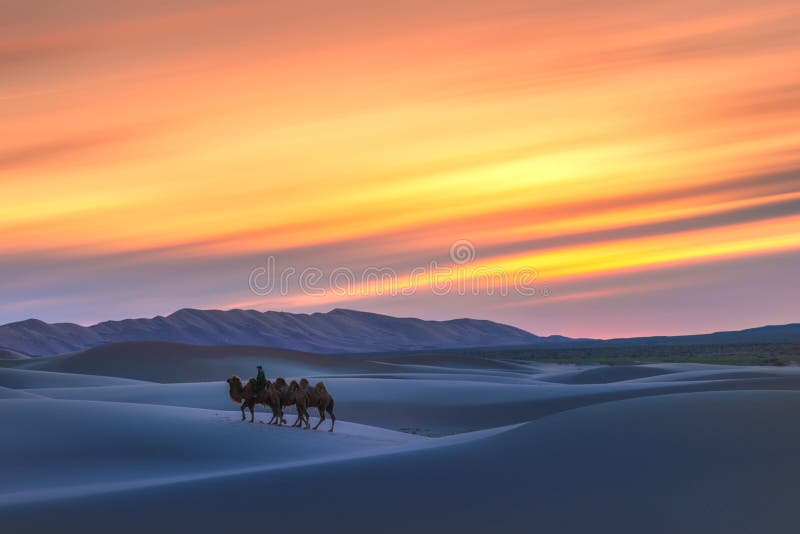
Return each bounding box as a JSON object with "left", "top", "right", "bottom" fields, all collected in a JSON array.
[
  {"left": 1, "top": 307, "right": 797, "bottom": 358},
  {"left": 0, "top": 308, "right": 566, "bottom": 357}
]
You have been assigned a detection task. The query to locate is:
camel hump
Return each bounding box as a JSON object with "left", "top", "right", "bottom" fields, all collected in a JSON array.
[{"left": 315, "top": 381, "right": 327, "bottom": 392}]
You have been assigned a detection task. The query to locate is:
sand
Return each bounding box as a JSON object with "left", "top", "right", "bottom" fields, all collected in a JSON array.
[{"left": 3, "top": 343, "right": 800, "bottom": 532}]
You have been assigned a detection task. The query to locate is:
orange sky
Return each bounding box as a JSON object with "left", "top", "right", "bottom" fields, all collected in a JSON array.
[{"left": 1, "top": 0, "right": 799, "bottom": 336}]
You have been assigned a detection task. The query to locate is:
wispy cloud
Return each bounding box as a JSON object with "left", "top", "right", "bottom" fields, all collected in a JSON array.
[{"left": 2, "top": 0, "right": 799, "bottom": 334}]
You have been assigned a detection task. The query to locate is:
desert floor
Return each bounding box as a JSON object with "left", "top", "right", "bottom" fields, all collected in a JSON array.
[{"left": 3, "top": 344, "right": 800, "bottom": 532}]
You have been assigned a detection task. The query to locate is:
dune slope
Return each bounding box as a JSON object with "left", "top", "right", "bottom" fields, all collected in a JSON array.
[
  {"left": 5, "top": 341, "right": 387, "bottom": 382},
  {"left": 2, "top": 391, "right": 799, "bottom": 533}
]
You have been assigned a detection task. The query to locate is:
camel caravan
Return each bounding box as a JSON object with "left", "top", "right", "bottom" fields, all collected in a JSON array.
[{"left": 227, "top": 367, "right": 336, "bottom": 432}]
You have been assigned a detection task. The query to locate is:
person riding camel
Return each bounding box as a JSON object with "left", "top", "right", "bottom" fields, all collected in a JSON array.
[{"left": 254, "top": 365, "right": 267, "bottom": 398}]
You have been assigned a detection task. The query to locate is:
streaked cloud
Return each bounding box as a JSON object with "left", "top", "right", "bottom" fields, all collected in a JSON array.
[{"left": 1, "top": 0, "right": 798, "bottom": 335}]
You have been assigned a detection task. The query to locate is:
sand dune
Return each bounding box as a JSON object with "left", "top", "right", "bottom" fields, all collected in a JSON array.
[
  {"left": 4, "top": 341, "right": 387, "bottom": 382},
  {"left": 21, "top": 364, "right": 800, "bottom": 433},
  {"left": 627, "top": 364, "right": 800, "bottom": 383},
  {"left": 0, "top": 349, "right": 30, "bottom": 360},
  {"left": 0, "top": 367, "right": 148, "bottom": 389},
  {"left": 0, "top": 386, "right": 43, "bottom": 399},
  {"left": 24, "top": 373, "right": 706, "bottom": 432},
  {"left": 3, "top": 347, "right": 800, "bottom": 532},
  {"left": 27, "top": 382, "right": 235, "bottom": 411},
  {"left": 3, "top": 391, "right": 800, "bottom": 532},
  {"left": 0, "top": 398, "right": 431, "bottom": 504},
  {"left": 539, "top": 365, "right": 675, "bottom": 383}
]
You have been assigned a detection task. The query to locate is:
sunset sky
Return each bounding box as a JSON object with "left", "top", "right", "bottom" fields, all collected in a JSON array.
[{"left": 2, "top": 0, "right": 799, "bottom": 337}]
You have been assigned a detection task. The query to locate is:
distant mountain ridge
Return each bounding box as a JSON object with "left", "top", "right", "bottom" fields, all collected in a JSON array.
[
  {"left": 597, "top": 323, "right": 800, "bottom": 347},
  {"left": 2, "top": 308, "right": 797, "bottom": 358},
  {"left": 0, "top": 308, "right": 563, "bottom": 357}
]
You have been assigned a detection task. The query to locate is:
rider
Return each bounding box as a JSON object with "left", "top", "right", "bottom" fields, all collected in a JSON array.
[{"left": 254, "top": 365, "right": 267, "bottom": 397}]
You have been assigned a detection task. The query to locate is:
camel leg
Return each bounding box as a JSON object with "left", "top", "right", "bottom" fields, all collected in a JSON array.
[
  {"left": 249, "top": 402, "right": 255, "bottom": 423},
  {"left": 293, "top": 406, "right": 305, "bottom": 428},
  {"left": 280, "top": 402, "right": 289, "bottom": 425},
  {"left": 240, "top": 402, "right": 247, "bottom": 421},
  {"left": 292, "top": 409, "right": 303, "bottom": 427},
  {"left": 267, "top": 404, "right": 275, "bottom": 424},
  {"left": 328, "top": 406, "right": 336, "bottom": 432},
  {"left": 313, "top": 406, "right": 325, "bottom": 430}
]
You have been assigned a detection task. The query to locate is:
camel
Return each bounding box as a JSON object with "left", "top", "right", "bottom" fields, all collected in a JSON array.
[
  {"left": 227, "top": 375, "right": 255, "bottom": 422},
  {"left": 261, "top": 379, "right": 285, "bottom": 425},
  {"left": 274, "top": 377, "right": 310, "bottom": 428},
  {"left": 299, "top": 378, "right": 336, "bottom": 432},
  {"left": 226, "top": 375, "right": 283, "bottom": 424}
]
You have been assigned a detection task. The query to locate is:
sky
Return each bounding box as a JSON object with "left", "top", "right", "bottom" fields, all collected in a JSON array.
[{"left": 1, "top": 0, "right": 799, "bottom": 337}]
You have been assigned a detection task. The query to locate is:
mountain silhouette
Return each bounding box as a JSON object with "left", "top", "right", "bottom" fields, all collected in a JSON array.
[{"left": 0, "top": 308, "right": 562, "bottom": 357}]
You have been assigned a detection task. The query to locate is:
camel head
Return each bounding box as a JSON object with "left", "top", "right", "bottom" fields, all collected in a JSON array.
[{"left": 227, "top": 375, "right": 244, "bottom": 402}]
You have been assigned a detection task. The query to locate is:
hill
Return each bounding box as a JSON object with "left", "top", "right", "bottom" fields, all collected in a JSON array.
[
  {"left": 0, "top": 308, "right": 557, "bottom": 357},
  {"left": 598, "top": 323, "right": 800, "bottom": 346}
]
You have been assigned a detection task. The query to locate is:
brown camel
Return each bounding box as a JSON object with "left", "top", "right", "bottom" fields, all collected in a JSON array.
[
  {"left": 261, "top": 379, "right": 285, "bottom": 425},
  {"left": 299, "top": 378, "right": 337, "bottom": 432},
  {"left": 227, "top": 375, "right": 255, "bottom": 422},
  {"left": 226, "top": 375, "right": 283, "bottom": 424},
  {"left": 274, "top": 377, "right": 310, "bottom": 428}
]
